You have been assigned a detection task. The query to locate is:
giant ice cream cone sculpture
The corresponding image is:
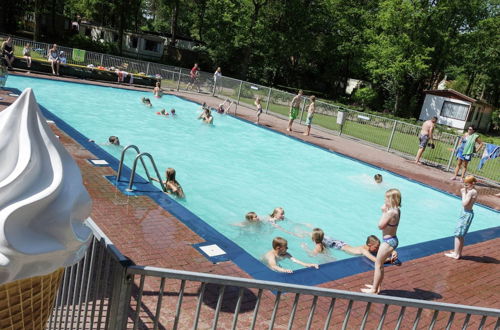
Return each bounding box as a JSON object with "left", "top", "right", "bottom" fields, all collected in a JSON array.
[{"left": 0, "top": 89, "right": 92, "bottom": 329}]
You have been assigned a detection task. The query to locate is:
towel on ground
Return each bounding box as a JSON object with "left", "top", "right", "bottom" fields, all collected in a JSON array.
[{"left": 478, "top": 143, "right": 500, "bottom": 169}]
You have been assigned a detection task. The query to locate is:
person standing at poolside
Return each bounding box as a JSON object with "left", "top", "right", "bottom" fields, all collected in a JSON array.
[
  {"left": 303, "top": 95, "right": 316, "bottom": 136},
  {"left": 213, "top": 67, "right": 222, "bottom": 94},
  {"left": 450, "top": 126, "right": 483, "bottom": 182},
  {"left": 287, "top": 90, "right": 303, "bottom": 132},
  {"left": 362, "top": 189, "right": 401, "bottom": 294},
  {"left": 445, "top": 175, "right": 478, "bottom": 260},
  {"left": 415, "top": 116, "right": 437, "bottom": 164},
  {"left": 255, "top": 96, "right": 263, "bottom": 124},
  {"left": 187, "top": 63, "right": 200, "bottom": 92}
]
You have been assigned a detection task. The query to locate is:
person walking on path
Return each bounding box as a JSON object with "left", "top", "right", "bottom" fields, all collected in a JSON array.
[
  {"left": 445, "top": 175, "right": 478, "bottom": 259},
  {"left": 450, "top": 126, "right": 483, "bottom": 181},
  {"left": 415, "top": 116, "right": 437, "bottom": 164},
  {"left": 287, "top": 90, "right": 303, "bottom": 132},
  {"left": 187, "top": 63, "right": 200, "bottom": 92},
  {"left": 303, "top": 95, "right": 316, "bottom": 136},
  {"left": 361, "top": 189, "right": 401, "bottom": 294}
]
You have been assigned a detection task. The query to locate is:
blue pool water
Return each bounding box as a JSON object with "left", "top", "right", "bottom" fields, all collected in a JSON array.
[{"left": 7, "top": 76, "right": 499, "bottom": 271}]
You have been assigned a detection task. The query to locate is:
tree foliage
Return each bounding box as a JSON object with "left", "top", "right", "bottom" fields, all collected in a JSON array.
[{"left": 4, "top": 0, "right": 499, "bottom": 117}]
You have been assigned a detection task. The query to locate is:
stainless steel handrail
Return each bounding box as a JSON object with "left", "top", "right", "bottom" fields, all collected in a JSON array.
[
  {"left": 126, "top": 152, "right": 165, "bottom": 192},
  {"left": 116, "top": 144, "right": 151, "bottom": 182}
]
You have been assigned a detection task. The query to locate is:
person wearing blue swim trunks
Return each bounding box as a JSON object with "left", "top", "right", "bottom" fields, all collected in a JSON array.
[
  {"left": 362, "top": 189, "right": 401, "bottom": 294},
  {"left": 445, "top": 175, "right": 478, "bottom": 260}
]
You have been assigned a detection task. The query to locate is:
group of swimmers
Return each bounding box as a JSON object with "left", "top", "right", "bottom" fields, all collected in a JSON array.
[
  {"left": 141, "top": 97, "right": 176, "bottom": 117},
  {"left": 256, "top": 186, "right": 402, "bottom": 295},
  {"left": 257, "top": 173, "right": 480, "bottom": 295}
]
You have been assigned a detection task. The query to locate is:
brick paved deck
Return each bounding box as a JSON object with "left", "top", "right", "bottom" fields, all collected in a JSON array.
[{"left": 1, "top": 73, "right": 499, "bottom": 329}]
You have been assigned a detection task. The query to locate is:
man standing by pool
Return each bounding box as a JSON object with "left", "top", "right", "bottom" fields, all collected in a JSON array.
[
  {"left": 415, "top": 116, "right": 437, "bottom": 164},
  {"left": 287, "top": 90, "right": 303, "bottom": 132}
]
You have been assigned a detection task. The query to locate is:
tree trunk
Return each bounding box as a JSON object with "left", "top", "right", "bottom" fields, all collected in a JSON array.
[
  {"left": 169, "top": 0, "right": 179, "bottom": 47},
  {"left": 118, "top": 0, "right": 126, "bottom": 55},
  {"left": 240, "top": 0, "right": 268, "bottom": 78},
  {"left": 465, "top": 72, "right": 476, "bottom": 96},
  {"left": 34, "top": 0, "right": 43, "bottom": 41},
  {"left": 51, "top": 0, "right": 56, "bottom": 37}
]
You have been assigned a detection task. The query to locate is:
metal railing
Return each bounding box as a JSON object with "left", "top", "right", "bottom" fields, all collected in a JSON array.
[
  {"left": 2, "top": 33, "right": 498, "bottom": 182},
  {"left": 47, "top": 220, "right": 500, "bottom": 329}
]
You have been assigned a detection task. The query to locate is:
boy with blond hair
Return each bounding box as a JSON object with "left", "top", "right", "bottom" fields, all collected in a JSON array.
[
  {"left": 445, "top": 175, "right": 478, "bottom": 259},
  {"left": 264, "top": 237, "right": 319, "bottom": 273}
]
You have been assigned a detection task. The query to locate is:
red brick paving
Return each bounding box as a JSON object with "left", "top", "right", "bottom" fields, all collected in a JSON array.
[{"left": 2, "top": 73, "right": 499, "bottom": 329}]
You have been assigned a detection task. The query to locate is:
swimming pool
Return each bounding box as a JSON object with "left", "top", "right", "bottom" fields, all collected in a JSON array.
[{"left": 7, "top": 76, "right": 499, "bottom": 277}]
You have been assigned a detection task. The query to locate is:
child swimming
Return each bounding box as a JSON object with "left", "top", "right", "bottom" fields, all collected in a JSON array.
[
  {"left": 141, "top": 97, "right": 152, "bottom": 107},
  {"left": 263, "top": 237, "right": 319, "bottom": 273}
]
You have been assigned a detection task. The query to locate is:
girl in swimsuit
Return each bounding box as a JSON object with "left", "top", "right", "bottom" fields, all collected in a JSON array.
[
  {"left": 152, "top": 168, "right": 185, "bottom": 198},
  {"left": 362, "top": 188, "right": 401, "bottom": 294}
]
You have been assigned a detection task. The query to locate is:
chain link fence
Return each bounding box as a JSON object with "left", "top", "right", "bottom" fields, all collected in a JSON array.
[{"left": 2, "top": 34, "right": 498, "bottom": 182}]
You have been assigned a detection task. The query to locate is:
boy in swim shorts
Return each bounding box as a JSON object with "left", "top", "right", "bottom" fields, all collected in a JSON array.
[
  {"left": 287, "top": 90, "right": 303, "bottom": 132},
  {"left": 445, "top": 175, "right": 478, "bottom": 259},
  {"left": 264, "top": 237, "right": 319, "bottom": 273}
]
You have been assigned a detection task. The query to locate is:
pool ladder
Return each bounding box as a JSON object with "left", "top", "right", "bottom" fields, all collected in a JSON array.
[{"left": 116, "top": 145, "right": 166, "bottom": 192}]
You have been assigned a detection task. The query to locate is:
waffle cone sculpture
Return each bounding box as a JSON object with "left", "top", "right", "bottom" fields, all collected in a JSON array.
[{"left": 0, "top": 89, "right": 92, "bottom": 329}]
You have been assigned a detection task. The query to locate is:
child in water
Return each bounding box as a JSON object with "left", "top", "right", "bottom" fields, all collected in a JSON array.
[
  {"left": 308, "top": 229, "right": 400, "bottom": 264},
  {"left": 156, "top": 109, "right": 169, "bottom": 116},
  {"left": 263, "top": 237, "right": 319, "bottom": 273},
  {"left": 151, "top": 168, "right": 185, "bottom": 198},
  {"left": 374, "top": 174, "right": 383, "bottom": 183},
  {"left": 267, "top": 208, "right": 309, "bottom": 238},
  {"left": 142, "top": 97, "right": 152, "bottom": 107}
]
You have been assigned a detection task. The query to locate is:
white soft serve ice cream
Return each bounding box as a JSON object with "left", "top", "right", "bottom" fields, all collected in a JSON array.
[{"left": 0, "top": 88, "right": 92, "bottom": 284}]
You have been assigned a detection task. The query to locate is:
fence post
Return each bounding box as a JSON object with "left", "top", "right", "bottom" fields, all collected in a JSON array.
[
  {"left": 176, "top": 70, "right": 181, "bottom": 91},
  {"left": 386, "top": 121, "right": 398, "bottom": 152},
  {"left": 146, "top": 62, "right": 150, "bottom": 76},
  {"left": 107, "top": 260, "right": 133, "bottom": 330},
  {"left": 265, "top": 88, "right": 272, "bottom": 114},
  {"left": 100, "top": 54, "right": 104, "bottom": 66},
  {"left": 237, "top": 81, "right": 243, "bottom": 105},
  {"left": 298, "top": 98, "right": 307, "bottom": 125},
  {"left": 446, "top": 136, "right": 460, "bottom": 171}
]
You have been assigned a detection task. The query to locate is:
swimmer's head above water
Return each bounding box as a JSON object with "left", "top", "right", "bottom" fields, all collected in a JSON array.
[{"left": 108, "top": 136, "right": 120, "bottom": 145}]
